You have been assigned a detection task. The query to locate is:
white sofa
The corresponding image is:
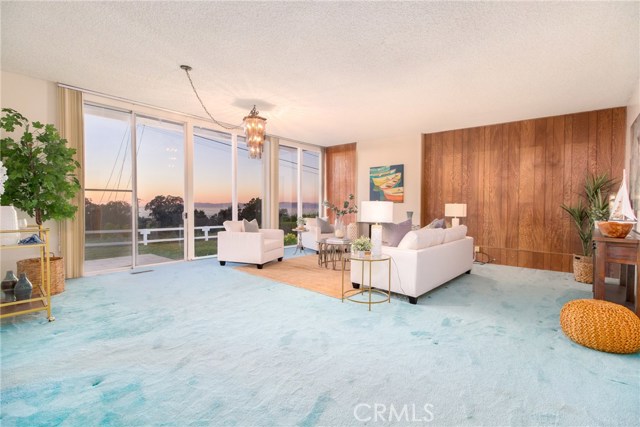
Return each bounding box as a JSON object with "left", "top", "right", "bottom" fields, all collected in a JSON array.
[
  {"left": 351, "top": 225, "right": 474, "bottom": 304},
  {"left": 217, "top": 221, "right": 284, "bottom": 269},
  {"left": 301, "top": 217, "right": 335, "bottom": 252}
]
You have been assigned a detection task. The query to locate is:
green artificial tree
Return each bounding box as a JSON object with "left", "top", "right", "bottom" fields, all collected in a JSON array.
[{"left": 0, "top": 108, "right": 80, "bottom": 225}]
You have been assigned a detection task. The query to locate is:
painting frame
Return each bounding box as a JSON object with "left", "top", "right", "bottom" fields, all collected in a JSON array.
[{"left": 369, "top": 164, "right": 404, "bottom": 203}]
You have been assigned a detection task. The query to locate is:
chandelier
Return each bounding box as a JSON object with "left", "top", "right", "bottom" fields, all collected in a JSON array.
[
  {"left": 243, "top": 106, "right": 267, "bottom": 159},
  {"left": 181, "top": 65, "right": 267, "bottom": 159}
]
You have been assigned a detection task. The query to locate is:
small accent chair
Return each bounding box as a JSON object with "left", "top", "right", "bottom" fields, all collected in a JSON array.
[
  {"left": 301, "top": 217, "right": 335, "bottom": 252},
  {"left": 218, "top": 221, "right": 284, "bottom": 269}
]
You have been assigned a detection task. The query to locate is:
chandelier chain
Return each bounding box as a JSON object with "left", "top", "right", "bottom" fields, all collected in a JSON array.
[{"left": 181, "top": 66, "right": 242, "bottom": 130}]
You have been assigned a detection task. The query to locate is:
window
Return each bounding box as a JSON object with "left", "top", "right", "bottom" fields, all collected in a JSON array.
[
  {"left": 83, "top": 104, "right": 133, "bottom": 273},
  {"left": 302, "top": 150, "right": 320, "bottom": 218},
  {"left": 238, "top": 136, "right": 264, "bottom": 226},
  {"left": 82, "top": 95, "right": 321, "bottom": 272},
  {"left": 193, "top": 127, "right": 232, "bottom": 256},
  {"left": 278, "top": 145, "right": 298, "bottom": 235}
]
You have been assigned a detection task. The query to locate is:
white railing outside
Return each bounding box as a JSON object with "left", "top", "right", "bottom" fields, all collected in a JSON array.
[{"left": 85, "top": 225, "right": 224, "bottom": 247}]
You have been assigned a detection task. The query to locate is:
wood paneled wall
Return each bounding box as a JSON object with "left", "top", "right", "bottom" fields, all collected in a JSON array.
[
  {"left": 325, "top": 143, "right": 357, "bottom": 224},
  {"left": 421, "top": 107, "right": 626, "bottom": 272}
]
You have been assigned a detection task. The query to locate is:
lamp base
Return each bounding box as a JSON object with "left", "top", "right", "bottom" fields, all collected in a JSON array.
[
  {"left": 451, "top": 217, "right": 460, "bottom": 227},
  {"left": 371, "top": 224, "right": 383, "bottom": 257}
]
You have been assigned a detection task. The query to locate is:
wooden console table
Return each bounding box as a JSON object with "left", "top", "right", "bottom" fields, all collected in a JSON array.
[{"left": 592, "top": 230, "right": 639, "bottom": 316}]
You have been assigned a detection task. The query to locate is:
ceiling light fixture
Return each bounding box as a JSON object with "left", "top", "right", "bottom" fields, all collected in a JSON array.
[{"left": 180, "top": 65, "right": 267, "bottom": 159}]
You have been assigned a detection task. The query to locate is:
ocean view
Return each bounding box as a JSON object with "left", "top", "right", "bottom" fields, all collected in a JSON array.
[{"left": 194, "top": 202, "right": 320, "bottom": 217}]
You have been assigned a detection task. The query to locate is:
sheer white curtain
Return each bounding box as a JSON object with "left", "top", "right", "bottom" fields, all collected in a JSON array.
[{"left": 58, "top": 87, "right": 84, "bottom": 278}]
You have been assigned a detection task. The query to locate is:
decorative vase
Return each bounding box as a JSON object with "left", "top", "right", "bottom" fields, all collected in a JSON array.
[
  {"left": 356, "top": 250, "right": 365, "bottom": 258},
  {"left": 1, "top": 270, "right": 18, "bottom": 302},
  {"left": 334, "top": 217, "right": 344, "bottom": 238},
  {"left": 14, "top": 273, "right": 33, "bottom": 301},
  {"left": 0, "top": 205, "right": 20, "bottom": 245},
  {"left": 347, "top": 223, "right": 358, "bottom": 241}
]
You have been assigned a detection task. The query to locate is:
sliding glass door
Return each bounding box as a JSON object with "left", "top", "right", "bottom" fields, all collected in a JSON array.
[
  {"left": 84, "top": 105, "right": 134, "bottom": 274},
  {"left": 193, "top": 127, "right": 232, "bottom": 257},
  {"left": 277, "top": 144, "right": 322, "bottom": 241},
  {"left": 84, "top": 107, "right": 187, "bottom": 272},
  {"left": 135, "top": 116, "right": 185, "bottom": 266}
]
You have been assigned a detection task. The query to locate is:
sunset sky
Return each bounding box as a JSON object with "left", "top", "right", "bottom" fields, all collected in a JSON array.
[{"left": 84, "top": 105, "right": 319, "bottom": 211}]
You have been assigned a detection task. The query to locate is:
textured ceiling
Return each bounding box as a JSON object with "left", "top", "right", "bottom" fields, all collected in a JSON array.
[{"left": 1, "top": 1, "right": 638, "bottom": 146}]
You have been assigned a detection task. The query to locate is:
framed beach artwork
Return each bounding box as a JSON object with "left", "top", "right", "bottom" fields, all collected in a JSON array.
[
  {"left": 369, "top": 164, "right": 404, "bottom": 202},
  {"left": 630, "top": 113, "right": 640, "bottom": 233}
]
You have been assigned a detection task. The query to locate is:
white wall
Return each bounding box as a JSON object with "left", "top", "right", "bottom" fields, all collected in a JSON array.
[
  {"left": 356, "top": 133, "right": 422, "bottom": 226},
  {"left": 625, "top": 76, "right": 640, "bottom": 296},
  {"left": 1, "top": 71, "right": 60, "bottom": 274},
  {"left": 626, "top": 77, "right": 640, "bottom": 172}
]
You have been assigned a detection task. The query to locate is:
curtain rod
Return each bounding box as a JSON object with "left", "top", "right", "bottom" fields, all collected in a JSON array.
[{"left": 57, "top": 82, "right": 320, "bottom": 149}]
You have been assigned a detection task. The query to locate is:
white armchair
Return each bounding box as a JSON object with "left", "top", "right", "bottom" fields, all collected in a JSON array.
[
  {"left": 218, "top": 222, "right": 284, "bottom": 269},
  {"left": 301, "top": 217, "right": 335, "bottom": 252}
]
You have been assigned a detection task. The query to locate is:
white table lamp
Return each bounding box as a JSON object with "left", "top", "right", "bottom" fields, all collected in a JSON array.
[
  {"left": 444, "top": 203, "right": 467, "bottom": 227},
  {"left": 360, "top": 201, "right": 394, "bottom": 257}
]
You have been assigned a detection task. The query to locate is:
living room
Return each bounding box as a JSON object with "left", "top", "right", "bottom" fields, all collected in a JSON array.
[{"left": 1, "top": 2, "right": 639, "bottom": 426}]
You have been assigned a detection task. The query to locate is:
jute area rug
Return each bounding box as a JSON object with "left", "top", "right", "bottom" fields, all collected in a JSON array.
[{"left": 235, "top": 254, "right": 348, "bottom": 299}]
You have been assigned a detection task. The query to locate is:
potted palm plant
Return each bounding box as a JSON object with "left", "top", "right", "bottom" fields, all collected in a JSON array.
[
  {"left": 561, "top": 173, "right": 615, "bottom": 283},
  {"left": 1, "top": 108, "right": 81, "bottom": 294}
]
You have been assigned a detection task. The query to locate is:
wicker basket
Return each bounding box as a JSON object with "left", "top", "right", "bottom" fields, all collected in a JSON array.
[
  {"left": 572, "top": 255, "right": 593, "bottom": 284},
  {"left": 17, "top": 257, "right": 65, "bottom": 296},
  {"left": 560, "top": 299, "right": 640, "bottom": 354}
]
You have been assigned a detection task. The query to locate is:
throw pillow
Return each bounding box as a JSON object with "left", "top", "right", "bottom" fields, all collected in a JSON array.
[
  {"left": 382, "top": 219, "right": 412, "bottom": 247},
  {"left": 426, "top": 218, "right": 446, "bottom": 229},
  {"left": 243, "top": 218, "right": 260, "bottom": 233},
  {"left": 223, "top": 220, "right": 244, "bottom": 232},
  {"left": 443, "top": 225, "right": 468, "bottom": 243},
  {"left": 398, "top": 227, "right": 445, "bottom": 250},
  {"left": 317, "top": 217, "right": 334, "bottom": 234}
]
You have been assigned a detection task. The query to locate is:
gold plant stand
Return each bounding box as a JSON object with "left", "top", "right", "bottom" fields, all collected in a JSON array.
[{"left": 0, "top": 226, "right": 54, "bottom": 322}]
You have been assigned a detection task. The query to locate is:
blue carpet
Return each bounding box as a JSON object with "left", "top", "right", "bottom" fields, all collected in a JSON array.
[{"left": 1, "top": 249, "right": 638, "bottom": 426}]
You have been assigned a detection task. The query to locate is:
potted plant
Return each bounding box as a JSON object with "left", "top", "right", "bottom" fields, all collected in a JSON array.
[
  {"left": 296, "top": 217, "right": 306, "bottom": 228},
  {"left": 1, "top": 108, "right": 81, "bottom": 294},
  {"left": 323, "top": 193, "right": 358, "bottom": 237},
  {"left": 351, "top": 236, "right": 372, "bottom": 258},
  {"left": 1, "top": 108, "right": 80, "bottom": 225},
  {"left": 561, "top": 173, "right": 615, "bottom": 283}
]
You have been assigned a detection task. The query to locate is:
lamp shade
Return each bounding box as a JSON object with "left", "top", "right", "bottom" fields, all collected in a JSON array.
[
  {"left": 360, "top": 201, "right": 394, "bottom": 223},
  {"left": 444, "top": 203, "right": 467, "bottom": 218}
]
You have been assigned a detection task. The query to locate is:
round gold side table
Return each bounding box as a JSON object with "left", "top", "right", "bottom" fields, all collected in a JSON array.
[{"left": 341, "top": 254, "right": 391, "bottom": 311}]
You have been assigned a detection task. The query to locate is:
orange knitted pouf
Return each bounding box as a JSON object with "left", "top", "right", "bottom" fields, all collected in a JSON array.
[{"left": 560, "top": 299, "right": 640, "bottom": 354}]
